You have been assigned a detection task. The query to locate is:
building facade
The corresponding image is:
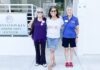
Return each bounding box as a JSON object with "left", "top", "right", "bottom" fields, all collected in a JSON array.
[
  {"left": 0, "top": 0, "right": 73, "bottom": 8},
  {"left": 0, "top": 0, "right": 78, "bottom": 16}
]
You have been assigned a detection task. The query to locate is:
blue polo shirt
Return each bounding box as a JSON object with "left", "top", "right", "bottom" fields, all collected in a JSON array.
[{"left": 62, "top": 16, "right": 79, "bottom": 38}]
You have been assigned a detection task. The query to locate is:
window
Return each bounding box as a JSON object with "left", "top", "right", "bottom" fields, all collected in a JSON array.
[{"left": 10, "top": 0, "right": 22, "bottom": 4}]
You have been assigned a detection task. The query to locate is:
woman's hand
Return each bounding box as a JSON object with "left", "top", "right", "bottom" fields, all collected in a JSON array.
[{"left": 76, "top": 37, "right": 78, "bottom": 43}]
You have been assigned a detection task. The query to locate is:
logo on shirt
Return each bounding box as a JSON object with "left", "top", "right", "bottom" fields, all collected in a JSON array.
[
  {"left": 71, "top": 20, "right": 75, "bottom": 24},
  {"left": 64, "top": 20, "right": 68, "bottom": 23},
  {"left": 41, "top": 20, "right": 45, "bottom": 26}
]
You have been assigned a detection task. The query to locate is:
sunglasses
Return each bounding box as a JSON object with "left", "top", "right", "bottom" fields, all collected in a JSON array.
[
  {"left": 37, "top": 11, "right": 43, "bottom": 13},
  {"left": 51, "top": 10, "right": 56, "bottom": 13}
]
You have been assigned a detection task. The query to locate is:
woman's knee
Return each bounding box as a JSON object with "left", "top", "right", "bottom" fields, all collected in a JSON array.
[{"left": 50, "top": 48, "right": 55, "bottom": 53}]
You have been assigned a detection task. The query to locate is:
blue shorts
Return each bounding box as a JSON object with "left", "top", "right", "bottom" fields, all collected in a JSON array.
[{"left": 47, "top": 38, "right": 59, "bottom": 50}]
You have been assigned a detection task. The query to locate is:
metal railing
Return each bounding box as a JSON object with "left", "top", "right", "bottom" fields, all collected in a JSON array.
[{"left": 0, "top": 4, "right": 37, "bottom": 24}]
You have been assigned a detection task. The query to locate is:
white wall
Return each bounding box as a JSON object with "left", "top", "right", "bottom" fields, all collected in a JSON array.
[
  {"left": 0, "top": 37, "right": 35, "bottom": 56},
  {"left": 0, "top": 13, "right": 35, "bottom": 56},
  {"left": 77, "top": 0, "right": 100, "bottom": 55}
]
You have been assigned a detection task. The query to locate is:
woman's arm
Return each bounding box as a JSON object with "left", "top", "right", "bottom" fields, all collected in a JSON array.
[
  {"left": 29, "top": 18, "right": 34, "bottom": 29},
  {"left": 75, "top": 25, "right": 79, "bottom": 38},
  {"left": 29, "top": 18, "right": 35, "bottom": 35}
]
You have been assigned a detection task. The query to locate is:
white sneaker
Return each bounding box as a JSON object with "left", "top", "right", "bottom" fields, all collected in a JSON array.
[
  {"left": 42, "top": 64, "right": 47, "bottom": 67},
  {"left": 34, "top": 63, "right": 40, "bottom": 66}
]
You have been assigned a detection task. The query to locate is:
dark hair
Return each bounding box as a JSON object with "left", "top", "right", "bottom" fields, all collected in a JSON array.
[{"left": 48, "top": 6, "right": 59, "bottom": 18}]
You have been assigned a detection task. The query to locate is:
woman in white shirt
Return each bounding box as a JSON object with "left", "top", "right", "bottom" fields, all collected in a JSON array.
[{"left": 47, "top": 6, "right": 64, "bottom": 68}]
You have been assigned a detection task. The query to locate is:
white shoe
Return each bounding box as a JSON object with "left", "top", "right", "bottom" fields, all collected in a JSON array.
[
  {"left": 42, "top": 64, "right": 47, "bottom": 67},
  {"left": 34, "top": 63, "right": 40, "bottom": 66}
]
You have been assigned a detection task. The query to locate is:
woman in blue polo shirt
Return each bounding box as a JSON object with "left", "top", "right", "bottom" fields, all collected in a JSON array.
[{"left": 62, "top": 6, "right": 79, "bottom": 67}]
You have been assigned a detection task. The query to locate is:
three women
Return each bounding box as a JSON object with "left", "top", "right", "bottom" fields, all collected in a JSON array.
[{"left": 30, "top": 6, "right": 79, "bottom": 68}]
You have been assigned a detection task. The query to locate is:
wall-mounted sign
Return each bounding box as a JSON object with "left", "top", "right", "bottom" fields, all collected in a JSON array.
[{"left": 0, "top": 13, "right": 28, "bottom": 36}]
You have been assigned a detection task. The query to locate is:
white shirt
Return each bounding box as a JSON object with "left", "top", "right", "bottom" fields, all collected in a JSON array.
[{"left": 47, "top": 17, "right": 64, "bottom": 38}]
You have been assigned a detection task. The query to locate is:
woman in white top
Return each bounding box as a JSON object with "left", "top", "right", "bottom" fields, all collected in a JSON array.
[{"left": 47, "top": 6, "right": 64, "bottom": 68}]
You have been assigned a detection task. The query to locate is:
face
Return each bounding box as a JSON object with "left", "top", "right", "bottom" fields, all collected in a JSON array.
[
  {"left": 66, "top": 7, "right": 73, "bottom": 16},
  {"left": 37, "top": 11, "right": 43, "bottom": 18},
  {"left": 50, "top": 8, "right": 57, "bottom": 17}
]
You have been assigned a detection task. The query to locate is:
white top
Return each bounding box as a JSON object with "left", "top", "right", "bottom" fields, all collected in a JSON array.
[{"left": 47, "top": 17, "right": 64, "bottom": 38}]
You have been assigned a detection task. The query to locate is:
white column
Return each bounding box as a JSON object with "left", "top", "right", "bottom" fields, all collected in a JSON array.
[
  {"left": 73, "top": 0, "right": 79, "bottom": 16},
  {"left": 40, "top": 0, "right": 42, "bottom": 7},
  {"left": 64, "top": 0, "right": 67, "bottom": 15}
]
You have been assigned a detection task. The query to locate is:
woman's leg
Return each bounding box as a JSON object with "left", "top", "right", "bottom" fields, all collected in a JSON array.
[
  {"left": 62, "top": 38, "right": 69, "bottom": 62},
  {"left": 64, "top": 48, "right": 69, "bottom": 62},
  {"left": 69, "top": 38, "right": 76, "bottom": 67},
  {"left": 68, "top": 48, "right": 74, "bottom": 67},
  {"left": 40, "top": 40, "right": 46, "bottom": 65},
  {"left": 69, "top": 48, "right": 74, "bottom": 62},
  {"left": 47, "top": 38, "right": 57, "bottom": 67},
  {"left": 50, "top": 38, "right": 59, "bottom": 66},
  {"left": 50, "top": 48, "right": 56, "bottom": 66},
  {"left": 34, "top": 41, "right": 41, "bottom": 64}
]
